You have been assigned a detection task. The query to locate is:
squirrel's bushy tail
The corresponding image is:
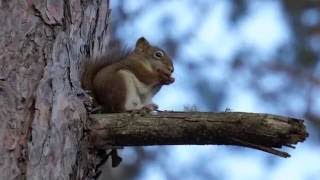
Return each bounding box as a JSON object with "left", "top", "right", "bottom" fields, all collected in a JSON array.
[
  {"left": 81, "top": 44, "right": 130, "bottom": 91},
  {"left": 81, "top": 59, "right": 106, "bottom": 91}
]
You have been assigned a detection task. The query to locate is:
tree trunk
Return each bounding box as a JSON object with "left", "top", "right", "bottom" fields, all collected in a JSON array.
[{"left": 0, "top": 0, "right": 110, "bottom": 179}]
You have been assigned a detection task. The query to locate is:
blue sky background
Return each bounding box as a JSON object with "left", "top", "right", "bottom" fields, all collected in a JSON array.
[{"left": 111, "top": 1, "right": 320, "bottom": 180}]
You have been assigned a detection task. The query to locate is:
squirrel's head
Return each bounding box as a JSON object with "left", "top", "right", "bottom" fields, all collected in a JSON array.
[{"left": 134, "top": 37, "right": 174, "bottom": 75}]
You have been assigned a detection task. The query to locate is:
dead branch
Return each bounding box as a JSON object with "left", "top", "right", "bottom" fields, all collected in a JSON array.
[{"left": 88, "top": 111, "right": 308, "bottom": 158}]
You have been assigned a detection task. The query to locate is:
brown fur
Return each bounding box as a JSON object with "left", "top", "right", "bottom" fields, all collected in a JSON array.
[
  {"left": 81, "top": 46, "right": 130, "bottom": 92},
  {"left": 81, "top": 37, "right": 174, "bottom": 113}
]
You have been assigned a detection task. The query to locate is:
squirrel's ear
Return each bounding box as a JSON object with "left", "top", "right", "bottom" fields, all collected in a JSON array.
[{"left": 135, "top": 37, "right": 150, "bottom": 52}]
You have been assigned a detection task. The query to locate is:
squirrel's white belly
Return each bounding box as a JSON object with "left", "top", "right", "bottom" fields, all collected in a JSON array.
[{"left": 118, "top": 70, "right": 153, "bottom": 110}]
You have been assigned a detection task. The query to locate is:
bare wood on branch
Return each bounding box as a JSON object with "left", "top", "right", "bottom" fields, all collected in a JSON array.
[{"left": 88, "top": 111, "right": 308, "bottom": 158}]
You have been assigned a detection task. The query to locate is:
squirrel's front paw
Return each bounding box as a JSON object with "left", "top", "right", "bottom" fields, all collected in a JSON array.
[{"left": 142, "top": 103, "right": 159, "bottom": 111}]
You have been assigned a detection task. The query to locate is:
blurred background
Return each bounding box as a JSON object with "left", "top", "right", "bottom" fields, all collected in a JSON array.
[{"left": 101, "top": 1, "right": 320, "bottom": 180}]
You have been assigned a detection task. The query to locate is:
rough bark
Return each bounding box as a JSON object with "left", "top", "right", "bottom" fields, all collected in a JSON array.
[
  {"left": 0, "top": 0, "right": 110, "bottom": 179},
  {"left": 89, "top": 112, "right": 308, "bottom": 158}
]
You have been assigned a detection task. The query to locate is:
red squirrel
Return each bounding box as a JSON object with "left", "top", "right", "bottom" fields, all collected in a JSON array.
[{"left": 81, "top": 37, "right": 175, "bottom": 113}]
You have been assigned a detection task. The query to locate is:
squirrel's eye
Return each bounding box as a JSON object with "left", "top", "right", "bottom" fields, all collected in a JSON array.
[{"left": 154, "top": 51, "right": 164, "bottom": 59}]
